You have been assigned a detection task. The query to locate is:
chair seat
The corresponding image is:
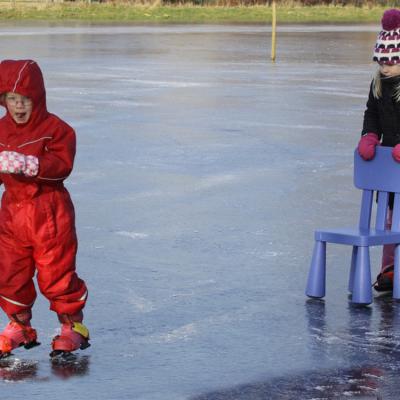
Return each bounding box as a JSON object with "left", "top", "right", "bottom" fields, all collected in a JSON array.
[{"left": 315, "top": 227, "right": 400, "bottom": 246}]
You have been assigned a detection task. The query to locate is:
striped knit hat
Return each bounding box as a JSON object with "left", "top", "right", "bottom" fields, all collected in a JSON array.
[{"left": 374, "top": 9, "right": 400, "bottom": 64}]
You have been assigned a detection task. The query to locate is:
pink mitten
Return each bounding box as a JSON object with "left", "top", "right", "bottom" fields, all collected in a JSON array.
[
  {"left": 24, "top": 155, "right": 39, "bottom": 177},
  {"left": 358, "top": 133, "right": 380, "bottom": 160},
  {"left": 392, "top": 144, "right": 400, "bottom": 163},
  {"left": 0, "top": 151, "right": 39, "bottom": 176},
  {"left": 0, "top": 151, "right": 26, "bottom": 174}
]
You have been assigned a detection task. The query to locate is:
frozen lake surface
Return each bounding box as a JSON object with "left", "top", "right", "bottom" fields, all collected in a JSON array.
[{"left": 0, "top": 22, "right": 397, "bottom": 399}]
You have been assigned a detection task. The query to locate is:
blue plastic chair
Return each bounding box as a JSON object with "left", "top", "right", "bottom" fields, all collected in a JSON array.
[{"left": 306, "top": 146, "right": 400, "bottom": 305}]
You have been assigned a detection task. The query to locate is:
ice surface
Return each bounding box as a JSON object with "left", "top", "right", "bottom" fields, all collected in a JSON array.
[{"left": 0, "top": 23, "right": 396, "bottom": 399}]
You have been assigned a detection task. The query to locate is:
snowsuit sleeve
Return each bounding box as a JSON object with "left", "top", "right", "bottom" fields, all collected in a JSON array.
[
  {"left": 362, "top": 83, "right": 382, "bottom": 139},
  {"left": 36, "top": 122, "right": 76, "bottom": 182}
]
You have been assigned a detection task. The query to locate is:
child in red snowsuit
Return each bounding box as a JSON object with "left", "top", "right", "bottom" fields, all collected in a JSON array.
[{"left": 0, "top": 59, "right": 89, "bottom": 358}]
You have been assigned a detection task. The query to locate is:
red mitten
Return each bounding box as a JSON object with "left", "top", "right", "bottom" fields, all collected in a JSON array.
[
  {"left": 0, "top": 151, "right": 39, "bottom": 176},
  {"left": 358, "top": 133, "right": 380, "bottom": 160},
  {"left": 392, "top": 144, "right": 400, "bottom": 163}
]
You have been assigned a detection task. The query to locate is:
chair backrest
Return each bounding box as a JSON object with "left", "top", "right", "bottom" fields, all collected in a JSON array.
[{"left": 354, "top": 146, "right": 400, "bottom": 231}]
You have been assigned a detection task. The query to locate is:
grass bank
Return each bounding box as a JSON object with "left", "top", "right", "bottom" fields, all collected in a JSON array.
[{"left": 0, "top": 3, "right": 388, "bottom": 23}]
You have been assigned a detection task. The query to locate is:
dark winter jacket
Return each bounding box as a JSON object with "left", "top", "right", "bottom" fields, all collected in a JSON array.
[
  {"left": 362, "top": 75, "right": 400, "bottom": 209},
  {"left": 362, "top": 75, "right": 400, "bottom": 146}
]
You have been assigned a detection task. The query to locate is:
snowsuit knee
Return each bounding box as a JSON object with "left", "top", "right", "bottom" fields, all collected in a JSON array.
[{"left": 0, "top": 60, "right": 87, "bottom": 317}]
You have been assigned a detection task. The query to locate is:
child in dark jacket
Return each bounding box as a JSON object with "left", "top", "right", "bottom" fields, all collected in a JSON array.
[
  {"left": 0, "top": 59, "right": 90, "bottom": 358},
  {"left": 358, "top": 9, "right": 400, "bottom": 292}
]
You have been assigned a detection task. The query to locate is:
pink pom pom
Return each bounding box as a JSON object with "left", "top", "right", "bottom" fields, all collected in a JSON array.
[{"left": 382, "top": 9, "right": 400, "bottom": 31}]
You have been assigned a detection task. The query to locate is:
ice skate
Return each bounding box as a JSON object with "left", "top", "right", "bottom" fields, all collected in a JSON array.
[
  {"left": 0, "top": 321, "right": 39, "bottom": 359},
  {"left": 373, "top": 265, "right": 394, "bottom": 293},
  {"left": 50, "top": 314, "right": 90, "bottom": 359}
]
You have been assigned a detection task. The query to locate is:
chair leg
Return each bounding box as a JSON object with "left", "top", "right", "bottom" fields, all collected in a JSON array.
[
  {"left": 348, "top": 246, "right": 358, "bottom": 293},
  {"left": 393, "top": 244, "right": 400, "bottom": 300},
  {"left": 352, "top": 246, "right": 372, "bottom": 305},
  {"left": 306, "top": 240, "right": 326, "bottom": 298}
]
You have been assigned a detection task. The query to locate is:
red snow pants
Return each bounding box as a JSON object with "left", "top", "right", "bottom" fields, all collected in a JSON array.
[{"left": 0, "top": 186, "right": 87, "bottom": 317}]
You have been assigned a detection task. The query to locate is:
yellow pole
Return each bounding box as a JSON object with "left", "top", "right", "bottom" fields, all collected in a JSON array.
[{"left": 271, "top": 0, "right": 277, "bottom": 62}]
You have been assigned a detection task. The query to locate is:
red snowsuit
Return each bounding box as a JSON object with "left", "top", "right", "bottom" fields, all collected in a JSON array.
[{"left": 0, "top": 60, "right": 87, "bottom": 317}]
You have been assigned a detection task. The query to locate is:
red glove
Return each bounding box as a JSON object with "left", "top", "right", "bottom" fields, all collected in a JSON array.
[
  {"left": 0, "top": 151, "right": 39, "bottom": 177},
  {"left": 392, "top": 144, "right": 400, "bottom": 163},
  {"left": 358, "top": 133, "right": 380, "bottom": 160}
]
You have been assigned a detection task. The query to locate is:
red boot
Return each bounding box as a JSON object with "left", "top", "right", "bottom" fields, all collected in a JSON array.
[
  {"left": 0, "top": 311, "right": 39, "bottom": 358},
  {"left": 51, "top": 312, "right": 90, "bottom": 358}
]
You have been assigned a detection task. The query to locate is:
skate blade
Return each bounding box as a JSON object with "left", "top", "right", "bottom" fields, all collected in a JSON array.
[
  {"left": 0, "top": 352, "right": 12, "bottom": 360},
  {"left": 80, "top": 340, "right": 90, "bottom": 350},
  {"left": 50, "top": 350, "right": 77, "bottom": 362},
  {"left": 23, "top": 340, "right": 40, "bottom": 350},
  {"left": 374, "top": 290, "right": 393, "bottom": 299}
]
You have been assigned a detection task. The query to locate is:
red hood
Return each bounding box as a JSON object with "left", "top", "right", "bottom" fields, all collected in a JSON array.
[{"left": 0, "top": 59, "right": 48, "bottom": 129}]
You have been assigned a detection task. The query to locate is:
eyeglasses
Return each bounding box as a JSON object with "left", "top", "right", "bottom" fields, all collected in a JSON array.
[
  {"left": 378, "top": 61, "right": 397, "bottom": 66},
  {"left": 5, "top": 95, "right": 32, "bottom": 106}
]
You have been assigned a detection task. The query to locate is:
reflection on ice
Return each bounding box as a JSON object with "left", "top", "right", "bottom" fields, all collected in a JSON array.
[
  {"left": 194, "top": 298, "right": 400, "bottom": 399},
  {"left": 192, "top": 366, "right": 382, "bottom": 400},
  {"left": 0, "top": 358, "right": 38, "bottom": 382},
  {"left": 305, "top": 297, "right": 400, "bottom": 363},
  {"left": 50, "top": 355, "right": 90, "bottom": 380},
  {"left": 0, "top": 354, "right": 90, "bottom": 382}
]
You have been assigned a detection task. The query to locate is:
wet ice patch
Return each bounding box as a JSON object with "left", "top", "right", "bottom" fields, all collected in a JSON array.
[
  {"left": 0, "top": 358, "right": 39, "bottom": 383},
  {"left": 192, "top": 365, "right": 382, "bottom": 400},
  {"left": 309, "top": 321, "right": 400, "bottom": 358},
  {"left": 115, "top": 231, "right": 149, "bottom": 240}
]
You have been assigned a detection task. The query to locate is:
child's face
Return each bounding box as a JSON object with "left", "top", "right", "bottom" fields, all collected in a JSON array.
[
  {"left": 4, "top": 92, "right": 32, "bottom": 124},
  {"left": 379, "top": 63, "right": 400, "bottom": 77}
]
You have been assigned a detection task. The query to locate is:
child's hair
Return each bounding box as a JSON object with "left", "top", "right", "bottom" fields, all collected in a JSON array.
[{"left": 372, "top": 68, "right": 400, "bottom": 102}]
